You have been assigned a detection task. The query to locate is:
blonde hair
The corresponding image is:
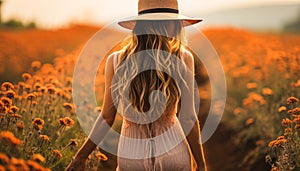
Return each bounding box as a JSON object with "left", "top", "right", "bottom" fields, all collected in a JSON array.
[{"left": 113, "top": 20, "right": 188, "bottom": 116}]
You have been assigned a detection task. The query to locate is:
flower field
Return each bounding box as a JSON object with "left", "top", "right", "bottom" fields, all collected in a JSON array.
[{"left": 0, "top": 26, "right": 299, "bottom": 171}]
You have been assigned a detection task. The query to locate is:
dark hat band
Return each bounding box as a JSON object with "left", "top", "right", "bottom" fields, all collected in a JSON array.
[{"left": 138, "top": 8, "right": 179, "bottom": 15}]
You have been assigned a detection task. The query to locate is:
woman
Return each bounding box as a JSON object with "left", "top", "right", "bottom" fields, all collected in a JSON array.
[{"left": 66, "top": 0, "right": 207, "bottom": 170}]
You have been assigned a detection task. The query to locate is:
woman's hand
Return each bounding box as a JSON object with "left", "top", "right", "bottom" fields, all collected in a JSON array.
[{"left": 65, "top": 156, "right": 87, "bottom": 171}]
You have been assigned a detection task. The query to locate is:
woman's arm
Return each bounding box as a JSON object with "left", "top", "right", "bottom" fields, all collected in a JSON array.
[
  {"left": 180, "top": 49, "right": 207, "bottom": 171},
  {"left": 65, "top": 53, "right": 118, "bottom": 170}
]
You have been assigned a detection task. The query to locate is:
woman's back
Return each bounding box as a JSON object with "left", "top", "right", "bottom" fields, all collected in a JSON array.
[{"left": 111, "top": 49, "right": 195, "bottom": 171}]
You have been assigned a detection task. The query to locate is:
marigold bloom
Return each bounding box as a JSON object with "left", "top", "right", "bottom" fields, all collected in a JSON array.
[
  {"left": 5, "top": 90, "right": 16, "bottom": 99},
  {"left": 9, "top": 106, "right": 19, "bottom": 113},
  {"left": 26, "top": 93, "right": 36, "bottom": 101},
  {"left": 11, "top": 114, "right": 22, "bottom": 119},
  {"left": 292, "top": 108, "right": 300, "bottom": 115},
  {"left": 58, "top": 117, "right": 74, "bottom": 127},
  {"left": 293, "top": 116, "right": 300, "bottom": 124},
  {"left": 39, "top": 87, "right": 48, "bottom": 93},
  {"left": 63, "top": 103, "right": 74, "bottom": 111},
  {"left": 281, "top": 118, "right": 292, "bottom": 127},
  {"left": 39, "top": 135, "right": 49, "bottom": 141},
  {"left": 33, "top": 83, "right": 42, "bottom": 90},
  {"left": 0, "top": 152, "right": 9, "bottom": 164},
  {"left": 22, "top": 73, "right": 32, "bottom": 81},
  {"left": 276, "top": 136, "right": 285, "bottom": 140},
  {"left": 245, "top": 118, "right": 255, "bottom": 126},
  {"left": 69, "top": 139, "right": 78, "bottom": 146},
  {"left": 96, "top": 152, "right": 108, "bottom": 161},
  {"left": 278, "top": 106, "right": 287, "bottom": 113},
  {"left": 31, "top": 61, "right": 42, "bottom": 70},
  {"left": 246, "top": 82, "right": 257, "bottom": 89},
  {"left": 271, "top": 167, "right": 280, "bottom": 171},
  {"left": 27, "top": 160, "right": 47, "bottom": 170},
  {"left": 284, "top": 128, "right": 292, "bottom": 134},
  {"left": 233, "top": 107, "right": 242, "bottom": 116},
  {"left": 16, "top": 122, "right": 24, "bottom": 130},
  {"left": 268, "top": 140, "right": 276, "bottom": 147},
  {"left": 287, "top": 96, "right": 299, "bottom": 104},
  {"left": 32, "top": 154, "right": 45, "bottom": 163},
  {"left": 262, "top": 88, "right": 273, "bottom": 95},
  {"left": 32, "top": 118, "right": 44, "bottom": 125},
  {"left": 1, "top": 97, "right": 12, "bottom": 108},
  {"left": 0, "top": 131, "right": 22, "bottom": 146},
  {"left": 52, "top": 150, "right": 62, "bottom": 158},
  {"left": 32, "top": 118, "right": 44, "bottom": 131},
  {"left": 1, "top": 82, "right": 14, "bottom": 91},
  {"left": 47, "top": 86, "right": 56, "bottom": 94},
  {"left": 291, "top": 80, "right": 300, "bottom": 87}
]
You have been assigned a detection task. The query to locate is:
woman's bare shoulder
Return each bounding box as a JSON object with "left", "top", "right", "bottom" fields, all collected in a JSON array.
[
  {"left": 180, "top": 46, "right": 194, "bottom": 70},
  {"left": 106, "top": 50, "right": 122, "bottom": 62}
]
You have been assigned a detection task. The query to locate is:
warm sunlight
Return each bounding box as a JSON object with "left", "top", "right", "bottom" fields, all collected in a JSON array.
[{"left": 1, "top": 0, "right": 299, "bottom": 28}]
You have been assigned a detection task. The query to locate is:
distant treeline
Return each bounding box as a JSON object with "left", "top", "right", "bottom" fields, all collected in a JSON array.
[
  {"left": 0, "top": 19, "right": 36, "bottom": 29},
  {"left": 283, "top": 10, "right": 300, "bottom": 34}
]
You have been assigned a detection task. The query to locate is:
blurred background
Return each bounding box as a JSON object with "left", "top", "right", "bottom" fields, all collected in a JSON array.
[{"left": 0, "top": 0, "right": 300, "bottom": 171}]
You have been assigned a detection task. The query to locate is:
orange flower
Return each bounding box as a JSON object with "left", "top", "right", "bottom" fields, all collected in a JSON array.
[
  {"left": 245, "top": 118, "right": 255, "bottom": 126},
  {"left": 268, "top": 140, "right": 275, "bottom": 147},
  {"left": 293, "top": 116, "right": 300, "bottom": 124},
  {"left": 11, "top": 114, "right": 22, "bottom": 119},
  {"left": 95, "top": 152, "right": 108, "bottom": 161},
  {"left": 32, "top": 118, "right": 44, "bottom": 131},
  {"left": 1, "top": 97, "right": 12, "bottom": 108},
  {"left": 271, "top": 167, "right": 280, "bottom": 171},
  {"left": 26, "top": 93, "right": 36, "bottom": 101},
  {"left": 0, "top": 131, "right": 22, "bottom": 146},
  {"left": 22, "top": 73, "right": 32, "bottom": 81},
  {"left": 0, "top": 153, "right": 9, "bottom": 164},
  {"left": 262, "top": 88, "right": 273, "bottom": 96},
  {"left": 47, "top": 86, "right": 56, "bottom": 95},
  {"left": 39, "top": 87, "right": 48, "bottom": 93},
  {"left": 5, "top": 90, "right": 16, "bottom": 99},
  {"left": 52, "top": 150, "right": 62, "bottom": 158},
  {"left": 281, "top": 118, "right": 292, "bottom": 127},
  {"left": 1, "top": 82, "right": 14, "bottom": 91},
  {"left": 63, "top": 103, "right": 74, "bottom": 111},
  {"left": 27, "top": 160, "right": 47, "bottom": 170},
  {"left": 31, "top": 154, "right": 45, "bottom": 163},
  {"left": 291, "top": 80, "right": 300, "bottom": 87},
  {"left": 284, "top": 128, "right": 292, "bottom": 134},
  {"left": 69, "top": 139, "right": 78, "bottom": 146},
  {"left": 10, "top": 158, "right": 28, "bottom": 170},
  {"left": 246, "top": 82, "right": 257, "bottom": 89},
  {"left": 278, "top": 106, "right": 287, "bottom": 113},
  {"left": 31, "top": 61, "right": 42, "bottom": 70},
  {"left": 16, "top": 122, "right": 24, "bottom": 130},
  {"left": 58, "top": 117, "right": 74, "bottom": 127},
  {"left": 291, "top": 108, "right": 300, "bottom": 115},
  {"left": 39, "top": 135, "right": 50, "bottom": 141},
  {"left": 9, "top": 106, "right": 19, "bottom": 113},
  {"left": 287, "top": 97, "right": 299, "bottom": 104},
  {"left": 233, "top": 107, "right": 242, "bottom": 116},
  {"left": 33, "top": 83, "right": 42, "bottom": 90}
]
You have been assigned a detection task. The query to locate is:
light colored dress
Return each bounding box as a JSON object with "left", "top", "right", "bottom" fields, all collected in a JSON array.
[{"left": 111, "top": 52, "right": 194, "bottom": 171}]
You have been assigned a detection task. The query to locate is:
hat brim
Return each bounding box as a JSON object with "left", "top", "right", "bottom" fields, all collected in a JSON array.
[{"left": 118, "top": 13, "right": 203, "bottom": 30}]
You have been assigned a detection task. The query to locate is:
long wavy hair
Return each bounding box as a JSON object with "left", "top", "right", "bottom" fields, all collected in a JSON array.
[{"left": 112, "top": 20, "right": 188, "bottom": 118}]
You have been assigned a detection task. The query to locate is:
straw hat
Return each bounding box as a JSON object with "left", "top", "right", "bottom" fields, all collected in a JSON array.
[{"left": 118, "top": 0, "right": 203, "bottom": 30}]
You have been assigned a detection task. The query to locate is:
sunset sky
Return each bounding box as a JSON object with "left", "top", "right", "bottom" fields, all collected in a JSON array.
[{"left": 1, "top": 0, "right": 300, "bottom": 28}]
